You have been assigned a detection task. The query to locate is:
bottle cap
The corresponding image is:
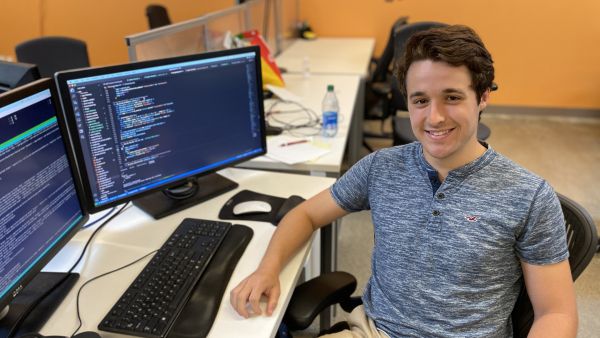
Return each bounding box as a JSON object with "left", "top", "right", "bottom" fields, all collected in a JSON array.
[{"left": 327, "top": 84, "right": 334, "bottom": 91}]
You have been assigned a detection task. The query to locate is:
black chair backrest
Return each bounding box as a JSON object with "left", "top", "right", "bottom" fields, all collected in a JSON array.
[
  {"left": 511, "top": 193, "right": 598, "bottom": 337},
  {"left": 389, "top": 22, "right": 447, "bottom": 112},
  {"left": 15, "top": 36, "right": 90, "bottom": 78},
  {"left": 0, "top": 60, "right": 40, "bottom": 93},
  {"left": 370, "top": 16, "right": 409, "bottom": 84},
  {"left": 146, "top": 4, "right": 172, "bottom": 29}
]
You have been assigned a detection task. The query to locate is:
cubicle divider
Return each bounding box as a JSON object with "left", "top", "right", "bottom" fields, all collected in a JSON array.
[{"left": 125, "top": 0, "right": 299, "bottom": 62}]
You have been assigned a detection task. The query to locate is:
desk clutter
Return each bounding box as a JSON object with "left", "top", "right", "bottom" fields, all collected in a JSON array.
[
  {"left": 266, "top": 136, "right": 330, "bottom": 165},
  {"left": 219, "top": 190, "right": 305, "bottom": 225}
]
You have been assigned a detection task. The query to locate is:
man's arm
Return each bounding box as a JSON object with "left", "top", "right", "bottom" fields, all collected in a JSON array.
[
  {"left": 521, "top": 260, "right": 578, "bottom": 337},
  {"left": 230, "top": 188, "right": 349, "bottom": 318}
]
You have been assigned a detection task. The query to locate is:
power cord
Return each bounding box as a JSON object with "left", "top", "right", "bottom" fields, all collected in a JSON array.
[
  {"left": 71, "top": 248, "right": 158, "bottom": 336},
  {"left": 8, "top": 202, "right": 131, "bottom": 338},
  {"left": 266, "top": 100, "right": 320, "bottom": 137},
  {"left": 266, "top": 99, "right": 345, "bottom": 137},
  {"left": 81, "top": 207, "right": 117, "bottom": 229}
]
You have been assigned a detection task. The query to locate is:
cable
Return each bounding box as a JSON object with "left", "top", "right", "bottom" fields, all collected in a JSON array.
[
  {"left": 71, "top": 249, "right": 158, "bottom": 337},
  {"left": 81, "top": 207, "right": 117, "bottom": 229},
  {"left": 265, "top": 99, "right": 346, "bottom": 137},
  {"left": 266, "top": 99, "right": 322, "bottom": 137},
  {"left": 8, "top": 202, "right": 131, "bottom": 338}
]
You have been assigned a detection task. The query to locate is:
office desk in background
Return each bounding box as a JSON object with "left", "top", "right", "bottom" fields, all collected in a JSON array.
[
  {"left": 276, "top": 37, "right": 375, "bottom": 165},
  {"left": 275, "top": 38, "right": 375, "bottom": 77},
  {"left": 240, "top": 73, "right": 361, "bottom": 176},
  {"left": 39, "top": 168, "right": 335, "bottom": 338}
]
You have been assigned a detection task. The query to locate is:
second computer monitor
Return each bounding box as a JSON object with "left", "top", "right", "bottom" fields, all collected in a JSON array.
[{"left": 54, "top": 46, "right": 266, "bottom": 218}]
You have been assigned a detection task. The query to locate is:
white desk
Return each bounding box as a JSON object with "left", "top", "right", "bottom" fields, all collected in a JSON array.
[
  {"left": 39, "top": 168, "right": 335, "bottom": 338},
  {"left": 276, "top": 37, "right": 375, "bottom": 165},
  {"left": 240, "top": 73, "right": 361, "bottom": 176},
  {"left": 238, "top": 74, "right": 360, "bottom": 280},
  {"left": 275, "top": 38, "right": 376, "bottom": 77}
]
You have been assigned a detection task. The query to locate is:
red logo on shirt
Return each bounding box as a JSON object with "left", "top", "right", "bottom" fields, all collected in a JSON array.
[{"left": 465, "top": 215, "right": 479, "bottom": 222}]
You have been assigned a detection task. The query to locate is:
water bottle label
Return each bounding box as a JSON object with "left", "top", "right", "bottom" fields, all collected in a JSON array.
[{"left": 322, "top": 111, "right": 338, "bottom": 137}]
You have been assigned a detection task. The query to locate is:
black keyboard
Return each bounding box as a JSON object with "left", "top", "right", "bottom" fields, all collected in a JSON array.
[{"left": 98, "top": 218, "right": 232, "bottom": 338}]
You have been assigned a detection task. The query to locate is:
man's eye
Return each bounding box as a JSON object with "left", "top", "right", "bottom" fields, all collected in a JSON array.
[
  {"left": 447, "top": 95, "right": 462, "bottom": 102},
  {"left": 413, "top": 98, "right": 428, "bottom": 105}
]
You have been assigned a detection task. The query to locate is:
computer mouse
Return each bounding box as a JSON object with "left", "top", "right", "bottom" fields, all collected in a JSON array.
[{"left": 233, "top": 200, "right": 272, "bottom": 215}]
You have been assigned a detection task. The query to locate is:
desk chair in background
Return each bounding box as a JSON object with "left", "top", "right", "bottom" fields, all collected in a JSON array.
[
  {"left": 0, "top": 60, "right": 40, "bottom": 93},
  {"left": 362, "top": 16, "right": 409, "bottom": 152},
  {"left": 388, "top": 21, "right": 492, "bottom": 146},
  {"left": 15, "top": 36, "right": 90, "bottom": 78},
  {"left": 282, "top": 193, "right": 598, "bottom": 337},
  {"left": 146, "top": 4, "right": 172, "bottom": 29}
]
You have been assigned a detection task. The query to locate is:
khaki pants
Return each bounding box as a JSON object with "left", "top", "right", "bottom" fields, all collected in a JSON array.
[{"left": 320, "top": 305, "right": 389, "bottom": 338}]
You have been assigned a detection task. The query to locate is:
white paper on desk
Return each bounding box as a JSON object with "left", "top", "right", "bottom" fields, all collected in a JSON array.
[
  {"left": 265, "top": 84, "right": 303, "bottom": 103},
  {"left": 266, "top": 136, "right": 330, "bottom": 165}
]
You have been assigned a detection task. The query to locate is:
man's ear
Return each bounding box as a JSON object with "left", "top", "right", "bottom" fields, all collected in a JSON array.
[{"left": 479, "top": 89, "right": 490, "bottom": 111}]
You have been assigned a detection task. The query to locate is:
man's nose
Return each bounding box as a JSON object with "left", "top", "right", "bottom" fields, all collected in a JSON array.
[{"left": 427, "top": 100, "right": 446, "bottom": 124}]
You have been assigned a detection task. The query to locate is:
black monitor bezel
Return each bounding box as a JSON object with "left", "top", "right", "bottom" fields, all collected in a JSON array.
[
  {"left": 53, "top": 46, "right": 267, "bottom": 214},
  {"left": 0, "top": 78, "right": 89, "bottom": 311}
]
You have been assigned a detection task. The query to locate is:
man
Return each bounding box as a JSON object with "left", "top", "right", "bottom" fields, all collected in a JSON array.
[{"left": 231, "top": 25, "right": 577, "bottom": 337}]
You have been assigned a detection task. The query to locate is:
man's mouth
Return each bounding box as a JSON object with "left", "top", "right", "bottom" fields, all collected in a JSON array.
[{"left": 425, "top": 128, "right": 455, "bottom": 138}]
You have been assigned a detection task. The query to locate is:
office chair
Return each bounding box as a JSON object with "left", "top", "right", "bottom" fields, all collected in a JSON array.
[
  {"left": 387, "top": 22, "right": 492, "bottom": 146},
  {"left": 0, "top": 60, "right": 40, "bottom": 93},
  {"left": 283, "top": 193, "right": 598, "bottom": 337},
  {"left": 15, "top": 36, "right": 90, "bottom": 78},
  {"left": 362, "top": 16, "right": 409, "bottom": 152},
  {"left": 146, "top": 4, "right": 172, "bottom": 29}
]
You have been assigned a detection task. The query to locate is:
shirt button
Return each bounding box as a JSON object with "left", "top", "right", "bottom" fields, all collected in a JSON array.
[
  {"left": 432, "top": 210, "right": 441, "bottom": 216},
  {"left": 436, "top": 193, "right": 445, "bottom": 199}
]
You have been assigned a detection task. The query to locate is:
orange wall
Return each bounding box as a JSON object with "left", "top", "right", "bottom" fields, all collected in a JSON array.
[
  {"left": 2, "top": 0, "right": 599, "bottom": 109},
  {"left": 0, "top": 0, "right": 234, "bottom": 66},
  {"left": 300, "top": 0, "right": 600, "bottom": 110}
]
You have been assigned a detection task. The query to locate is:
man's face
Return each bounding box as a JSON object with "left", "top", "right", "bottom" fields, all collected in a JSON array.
[{"left": 405, "top": 60, "right": 488, "bottom": 167}]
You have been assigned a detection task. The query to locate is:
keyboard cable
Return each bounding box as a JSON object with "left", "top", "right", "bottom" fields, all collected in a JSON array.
[
  {"left": 10, "top": 202, "right": 131, "bottom": 338},
  {"left": 71, "top": 248, "right": 158, "bottom": 336}
]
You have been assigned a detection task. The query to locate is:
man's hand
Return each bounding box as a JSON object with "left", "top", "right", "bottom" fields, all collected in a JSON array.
[{"left": 230, "top": 268, "right": 281, "bottom": 318}]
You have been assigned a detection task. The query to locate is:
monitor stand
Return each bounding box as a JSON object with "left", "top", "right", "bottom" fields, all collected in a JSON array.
[
  {"left": 0, "top": 272, "right": 79, "bottom": 337},
  {"left": 133, "top": 173, "right": 238, "bottom": 219}
]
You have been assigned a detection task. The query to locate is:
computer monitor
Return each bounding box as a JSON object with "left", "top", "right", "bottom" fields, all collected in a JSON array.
[
  {"left": 54, "top": 46, "right": 266, "bottom": 219},
  {"left": 0, "top": 79, "right": 88, "bottom": 334},
  {"left": 0, "top": 60, "right": 41, "bottom": 93}
]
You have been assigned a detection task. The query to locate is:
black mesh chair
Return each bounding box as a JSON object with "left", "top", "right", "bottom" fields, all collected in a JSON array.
[
  {"left": 15, "top": 36, "right": 90, "bottom": 78},
  {"left": 0, "top": 60, "right": 40, "bottom": 93},
  {"left": 388, "top": 22, "right": 492, "bottom": 145},
  {"left": 362, "top": 16, "right": 409, "bottom": 152},
  {"left": 146, "top": 4, "right": 172, "bottom": 29},
  {"left": 283, "top": 193, "right": 597, "bottom": 337}
]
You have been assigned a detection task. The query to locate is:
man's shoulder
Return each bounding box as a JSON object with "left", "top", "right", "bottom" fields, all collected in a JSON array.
[{"left": 484, "top": 150, "right": 549, "bottom": 193}]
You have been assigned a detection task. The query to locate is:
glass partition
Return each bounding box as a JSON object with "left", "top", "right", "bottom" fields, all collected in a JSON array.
[
  {"left": 125, "top": 0, "right": 299, "bottom": 61},
  {"left": 203, "top": 6, "right": 246, "bottom": 51}
]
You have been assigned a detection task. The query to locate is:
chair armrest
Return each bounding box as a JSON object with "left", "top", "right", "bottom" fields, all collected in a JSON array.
[{"left": 284, "top": 271, "right": 357, "bottom": 330}]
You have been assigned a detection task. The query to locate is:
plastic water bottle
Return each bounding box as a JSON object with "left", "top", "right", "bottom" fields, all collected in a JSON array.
[{"left": 321, "top": 85, "right": 339, "bottom": 137}]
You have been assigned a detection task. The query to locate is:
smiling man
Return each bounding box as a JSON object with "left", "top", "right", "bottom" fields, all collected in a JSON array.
[{"left": 231, "top": 25, "right": 577, "bottom": 337}]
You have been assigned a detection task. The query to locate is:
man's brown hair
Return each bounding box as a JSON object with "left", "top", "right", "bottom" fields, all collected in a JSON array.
[{"left": 395, "top": 25, "right": 495, "bottom": 103}]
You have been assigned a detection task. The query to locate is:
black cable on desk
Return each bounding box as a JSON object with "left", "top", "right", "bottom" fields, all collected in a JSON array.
[
  {"left": 81, "top": 207, "right": 117, "bottom": 229},
  {"left": 71, "top": 248, "right": 158, "bottom": 337},
  {"left": 266, "top": 100, "right": 322, "bottom": 136},
  {"left": 9, "top": 202, "right": 131, "bottom": 338}
]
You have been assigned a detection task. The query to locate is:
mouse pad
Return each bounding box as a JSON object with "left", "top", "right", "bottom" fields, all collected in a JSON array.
[{"left": 219, "top": 190, "right": 287, "bottom": 225}]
